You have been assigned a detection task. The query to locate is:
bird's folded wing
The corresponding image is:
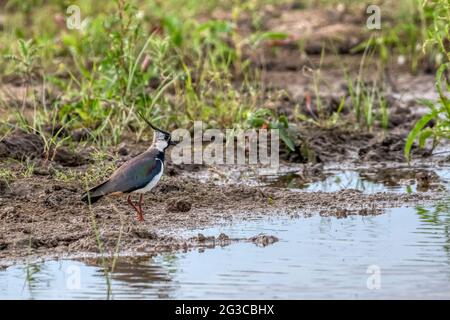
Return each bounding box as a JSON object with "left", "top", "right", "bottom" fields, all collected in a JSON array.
[
  {"left": 105, "top": 154, "right": 162, "bottom": 193},
  {"left": 103, "top": 151, "right": 162, "bottom": 194}
]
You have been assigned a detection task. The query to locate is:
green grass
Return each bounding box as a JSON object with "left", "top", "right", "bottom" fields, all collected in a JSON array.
[
  {"left": 0, "top": 0, "right": 448, "bottom": 156},
  {"left": 404, "top": 0, "right": 450, "bottom": 160},
  {"left": 1, "top": 0, "right": 283, "bottom": 143}
]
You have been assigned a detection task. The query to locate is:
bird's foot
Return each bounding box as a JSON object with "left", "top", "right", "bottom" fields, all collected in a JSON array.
[{"left": 136, "top": 211, "right": 145, "bottom": 222}]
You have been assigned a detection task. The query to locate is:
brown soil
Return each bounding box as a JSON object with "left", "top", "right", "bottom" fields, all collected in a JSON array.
[
  {"left": 0, "top": 130, "right": 91, "bottom": 166},
  {"left": 0, "top": 165, "right": 443, "bottom": 266}
]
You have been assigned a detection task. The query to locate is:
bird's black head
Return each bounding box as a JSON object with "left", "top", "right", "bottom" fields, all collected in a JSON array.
[{"left": 137, "top": 111, "right": 177, "bottom": 151}]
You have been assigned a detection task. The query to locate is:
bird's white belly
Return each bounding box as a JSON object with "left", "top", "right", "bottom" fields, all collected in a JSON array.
[{"left": 134, "top": 160, "right": 163, "bottom": 194}]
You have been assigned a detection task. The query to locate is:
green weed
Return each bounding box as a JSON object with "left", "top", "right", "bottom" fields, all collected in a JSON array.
[{"left": 405, "top": 0, "right": 450, "bottom": 160}]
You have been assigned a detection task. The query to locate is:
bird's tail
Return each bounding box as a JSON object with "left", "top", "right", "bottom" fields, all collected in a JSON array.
[
  {"left": 81, "top": 193, "right": 104, "bottom": 204},
  {"left": 81, "top": 180, "right": 109, "bottom": 204}
]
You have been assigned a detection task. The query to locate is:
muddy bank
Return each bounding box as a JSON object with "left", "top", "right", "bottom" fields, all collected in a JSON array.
[
  {"left": 0, "top": 130, "right": 91, "bottom": 166},
  {"left": 0, "top": 126, "right": 447, "bottom": 266},
  {"left": 0, "top": 115, "right": 439, "bottom": 170},
  {"left": 0, "top": 170, "right": 444, "bottom": 266},
  {"left": 281, "top": 125, "right": 434, "bottom": 163}
]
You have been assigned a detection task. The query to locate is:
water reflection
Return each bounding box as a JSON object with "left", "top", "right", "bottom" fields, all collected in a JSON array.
[
  {"left": 185, "top": 165, "right": 449, "bottom": 193},
  {"left": 1, "top": 203, "right": 450, "bottom": 299},
  {"left": 263, "top": 167, "right": 449, "bottom": 193},
  {"left": 0, "top": 256, "right": 177, "bottom": 299},
  {"left": 415, "top": 203, "right": 450, "bottom": 259}
]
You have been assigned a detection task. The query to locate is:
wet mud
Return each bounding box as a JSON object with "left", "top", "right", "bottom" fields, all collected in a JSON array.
[
  {"left": 0, "top": 163, "right": 445, "bottom": 267},
  {"left": 0, "top": 130, "right": 91, "bottom": 166}
]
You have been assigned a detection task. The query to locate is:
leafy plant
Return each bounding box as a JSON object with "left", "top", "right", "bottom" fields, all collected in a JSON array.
[
  {"left": 245, "top": 108, "right": 295, "bottom": 151},
  {"left": 405, "top": 0, "right": 450, "bottom": 160},
  {"left": 4, "top": 39, "right": 40, "bottom": 81},
  {"left": 405, "top": 63, "right": 450, "bottom": 160}
]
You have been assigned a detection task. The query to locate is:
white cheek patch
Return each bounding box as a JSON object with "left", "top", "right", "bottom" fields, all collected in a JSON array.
[{"left": 155, "top": 140, "right": 168, "bottom": 151}]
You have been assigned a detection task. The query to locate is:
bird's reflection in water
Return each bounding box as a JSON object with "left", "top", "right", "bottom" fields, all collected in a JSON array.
[{"left": 80, "top": 255, "right": 177, "bottom": 299}]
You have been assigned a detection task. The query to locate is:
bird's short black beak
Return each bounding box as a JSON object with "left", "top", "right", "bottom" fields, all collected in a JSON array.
[{"left": 170, "top": 140, "right": 178, "bottom": 146}]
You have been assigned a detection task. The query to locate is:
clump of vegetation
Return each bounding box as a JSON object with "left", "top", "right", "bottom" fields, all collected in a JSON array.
[
  {"left": 1, "top": 1, "right": 261, "bottom": 141},
  {"left": 0, "top": 0, "right": 447, "bottom": 160},
  {"left": 245, "top": 108, "right": 295, "bottom": 151},
  {"left": 405, "top": 0, "right": 449, "bottom": 160}
]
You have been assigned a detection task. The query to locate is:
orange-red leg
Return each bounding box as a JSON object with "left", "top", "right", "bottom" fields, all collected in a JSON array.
[
  {"left": 137, "top": 194, "right": 144, "bottom": 221},
  {"left": 127, "top": 194, "right": 144, "bottom": 222}
]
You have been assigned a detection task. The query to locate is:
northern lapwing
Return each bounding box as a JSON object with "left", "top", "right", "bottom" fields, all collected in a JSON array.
[{"left": 81, "top": 112, "right": 176, "bottom": 221}]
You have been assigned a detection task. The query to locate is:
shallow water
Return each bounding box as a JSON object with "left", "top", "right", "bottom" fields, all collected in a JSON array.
[
  {"left": 1, "top": 204, "right": 450, "bottom": 299},
  {"left": 188, "top": 165, "right": 450, "bottom": 193},
  {"left": 262, "top": 166, "right": 450, "bottom": 193}
]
